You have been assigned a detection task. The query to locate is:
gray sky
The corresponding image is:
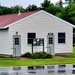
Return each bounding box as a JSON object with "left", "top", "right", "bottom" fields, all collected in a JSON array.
[{"left": 0, "top": 0, "right": 65, "bottom": 8}]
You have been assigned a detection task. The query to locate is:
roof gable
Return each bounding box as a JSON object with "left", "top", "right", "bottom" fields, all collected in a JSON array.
[
  {"left": 41, "top": 10, "right": 75, "bottom": 28},
  {"left": 0, "top": 10, "right": 75, "bottom": 29},
  {"left": 0, "top": 10, "right": 39, "bottom": 29}
]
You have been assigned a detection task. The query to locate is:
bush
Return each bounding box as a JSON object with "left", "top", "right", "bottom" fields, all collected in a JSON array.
[
  {"left": 0, "top": 56, "right": 6, "bottom": 58},
  {"left": 38, "top": 52, "right": 47, "bottom": 59},
  {"left": 46, "top": 53, "right": 52, "bottom": 58},
  {"left": 31, "top": 52, "right": 52, "bottom": 59},
  {"left": 31, "top": 52, "right": 39, "bottom": 59},
  {"left": 22, "top": 52, "right": 52, "bottom": 59},
  {"left": 22, "top": 52, "right": 31, "bottom": 58}
]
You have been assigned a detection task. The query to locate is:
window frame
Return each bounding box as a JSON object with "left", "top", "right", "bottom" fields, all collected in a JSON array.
[
  {"left": 58, "top": 33, "right": 66, "bottom": 44},
  {"left": 27, "top": 33, "right": 36, "bottom": 44},
  {"left": 49, "top": 37, "right": 53, "bottom": 44},
  {"left": 15, "top": 38, "right": 19, "bottom": 45}
]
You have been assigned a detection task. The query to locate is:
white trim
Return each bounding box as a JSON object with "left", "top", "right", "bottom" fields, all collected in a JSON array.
[
  {"left": 1, "top": 10, "right": 75, "bottom": 29},
  {"left": 4, "top": 10, "right": 43, "bottom": 28},
  {"left": 0, "top": 27, "right": 7, "bottom": 29},
  {"left": 41, "top": 10, "right": 75, "bottom": 28}
]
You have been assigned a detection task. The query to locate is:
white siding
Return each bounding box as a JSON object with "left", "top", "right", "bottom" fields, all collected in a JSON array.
[
  {"left": 8, "top": 12, "right": 73, "bottom": 54},
  {"left": 0, "top": 29, "right": 11, "bottom": 54}
]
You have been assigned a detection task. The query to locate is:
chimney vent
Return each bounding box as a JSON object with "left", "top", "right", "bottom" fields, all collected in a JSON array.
[{"left": 18, "top": 10, "right": 21, "bottom": 16}]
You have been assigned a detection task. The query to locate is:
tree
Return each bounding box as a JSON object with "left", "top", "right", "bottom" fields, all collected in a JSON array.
[
  {"left": 55, "top": 0, "right": 63, "bottom": 7},
  {"left": 41, "top": 0, "right": 51, "bottom": 9},
  {"left": 11, "top": 5, "right": 25, "bottom": 13},
  {"left": 26, "top": 4, "right": 38, "bottom": 11},
  {"left": 0, "top": 6, "right": 12, "bottom": 15},
  {"left": 67, "top": 3, "right": 75, "bottom": 24},
  {"left": 0, "top": 5, "right": 25, "bottom": 15},
  {"left": 73, "top": 0, "right": 75, "bottom": 2},
  {"left": 0, "top": 7, "right": 3, "bottom": 15},
  {"left": 59, "top": 0, "right": 63, "bottom": 7},
  {"left": 56, "top": 3, "right": 75, "bottom": 25},
  {"left": 46, "top": 4, "right": 61, "bottom": 15}
]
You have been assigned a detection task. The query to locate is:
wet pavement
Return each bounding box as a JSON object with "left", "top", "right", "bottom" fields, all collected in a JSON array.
[{"left": 0, "top": 64, "right": 75, "bottom": 75}]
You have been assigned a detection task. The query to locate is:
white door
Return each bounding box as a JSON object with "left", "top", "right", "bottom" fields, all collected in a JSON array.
[
  {"left": 13, "top": 35, "right": 21, "bottom": 57},
  {"left": 47, "top": 33, "right": 54, "bottom": 55}
]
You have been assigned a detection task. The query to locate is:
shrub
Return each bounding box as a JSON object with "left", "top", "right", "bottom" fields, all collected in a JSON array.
[
  {"left": 31, "top": 52, "right": 39, "bottom": 59},
  {"left": 22, "top": 52, "right": 31, "bottom": 58},
  {"left": 38, "top": 52, "right": 47, "bottom": 59},
  {"left": 22, "top": 52, "right": 52, "bottom": 59},
  {"left": 46, "top": 53, "right": 52, "bottom": 58},
  {"left": 0, "top": 56, "right": 6, "bottom": 58},
  {"left": 31, "top": 52, "right": 52, "bottom": 59}
]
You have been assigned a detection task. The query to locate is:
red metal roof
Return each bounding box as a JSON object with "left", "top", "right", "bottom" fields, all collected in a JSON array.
[{"left": 0, "top": 11, "right": 39, "bottom": 27}]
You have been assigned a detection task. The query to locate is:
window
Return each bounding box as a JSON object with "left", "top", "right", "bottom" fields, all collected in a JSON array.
[
  {"left": 27, "top": 33, "right": 36, "bottom": 44},
  {"left": 58, "top": 33, "right": 65, "bottom": 43},
  {"left": 15, "top": 38, "right": 19, "bottom": 45},
  {"left": 49, "top": 37, "right": 53, "bottom": 44}
]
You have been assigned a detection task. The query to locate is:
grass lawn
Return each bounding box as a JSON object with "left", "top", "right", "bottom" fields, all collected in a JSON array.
[
  {"left": 73, "top": 47, "right": 75, "bottom": 56},
  {"left": 0, "top": 47, "right": 75, "bottom": 66},
  {"left": 0, "top": 58, "right": 75, "bottom": 66}
]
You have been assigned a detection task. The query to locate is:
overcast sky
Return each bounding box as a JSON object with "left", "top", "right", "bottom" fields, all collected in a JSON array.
[{"left": 0, "top": 0, "right": 65, "bottom": 8}]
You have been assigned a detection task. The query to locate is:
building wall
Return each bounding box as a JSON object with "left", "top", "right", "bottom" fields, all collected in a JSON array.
[
  {"left": 8, "top": 11, "right": 73, "bottom": 54},
  {"left": 0, "top": 29, "right": 11, "bottom": 54}
]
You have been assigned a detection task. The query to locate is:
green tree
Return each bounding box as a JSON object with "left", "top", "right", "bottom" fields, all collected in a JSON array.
[
  {"left": 59, "top": 0, "right": 63, "bottom": 7},
  {"left": 0, "top": 8, "right": 3, "bottom": 15},
  {"left": 69, "top": 0, "right": 72, "bottom": 2},
  {"left": 67, "top": 3, "right": 75, "bottom": 24},
  {"left": 41, "top": 0, "right": 51, "bottom": 9},
  {"left": 26, "top": 4, "right": 38, "bottom": 11},
  {"left": 11, "top": 5, "right": 25, "bottom": 13},
  {"left": 56, "top": 3, "right": 75, "bottom": 24},
  {"left": 0, "top": 6, "right": 12, "bottom": 15},
  {"left": 46, "top": 4, "right": 61, "bottom": 15},
  {"left": 73, "top": 0, "right": 75, "bottom": 2},
  {"left": 0, "top": 5, "right": 25, "bottom": 15}
]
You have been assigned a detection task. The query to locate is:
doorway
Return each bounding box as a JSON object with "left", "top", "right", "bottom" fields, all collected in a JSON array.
[
  {"left": 13, "top": 35, "right": 21, "bottom": 57},
  {"left": 47, "top": 33, "right": 54, "bottom": 55}
]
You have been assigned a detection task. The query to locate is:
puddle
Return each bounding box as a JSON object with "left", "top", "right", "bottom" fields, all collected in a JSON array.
[
  {"left": 28, "top": 66, "right": 44, "bottom": 70},
  {"left": 0, "top": 64, "right": 75, "bottom": 75},
  {"left": 73, "top": 65, "right": 75, "bottom": 68}
]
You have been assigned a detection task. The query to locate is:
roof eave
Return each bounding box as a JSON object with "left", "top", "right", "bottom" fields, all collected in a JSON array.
[
  {"left": 0, "top": 10, "right": 75, "bottom": 28},
  {"left": 0, "top": 26, "right": 8, "bottom": 29}
]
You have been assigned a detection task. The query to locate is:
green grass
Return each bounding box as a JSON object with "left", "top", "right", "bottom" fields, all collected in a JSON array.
[
  {"left": 73, "top": 47, "right": 75, "bottom": 56},
  {"left": 0, "top": 58, "right": 75, "bottom": 66},
  {"left": 0, "top": 47, "right": 75, "bottom": 66}
]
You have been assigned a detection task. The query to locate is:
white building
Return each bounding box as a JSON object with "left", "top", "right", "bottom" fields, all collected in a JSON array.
[{"left": 0, "top": 10, "right": 74, "bottom": 57}]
